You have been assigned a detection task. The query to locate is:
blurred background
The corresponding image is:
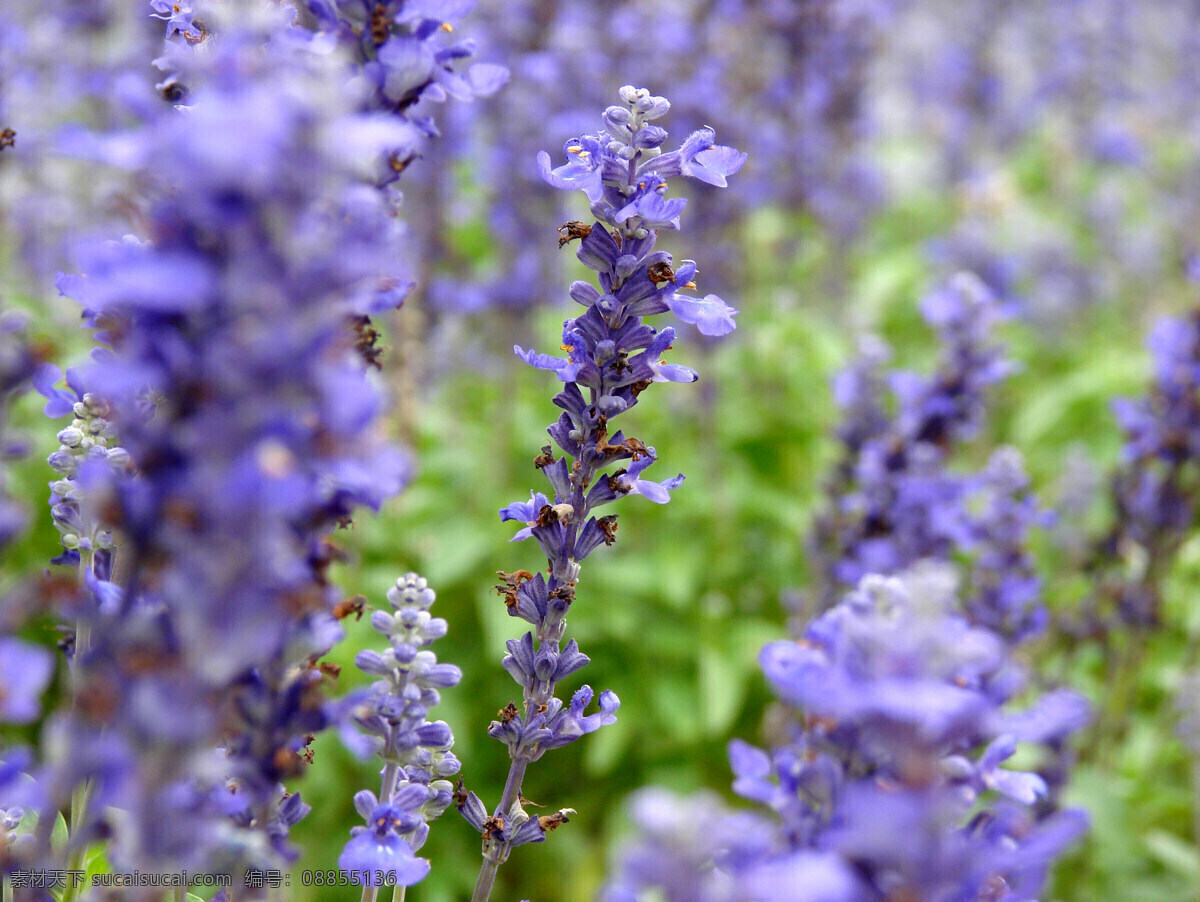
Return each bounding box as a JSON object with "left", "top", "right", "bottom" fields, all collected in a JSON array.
[{"left": 7, "top": 0, "right": 1200, "bottom": 899}]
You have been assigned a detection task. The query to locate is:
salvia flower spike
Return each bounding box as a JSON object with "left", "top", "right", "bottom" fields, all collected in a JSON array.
[
  {"left": 340, "top": 573, "right": 461, "bottom": 895},
  {"left": 462, "top": 85, "right": 742, "bottom": 902}
]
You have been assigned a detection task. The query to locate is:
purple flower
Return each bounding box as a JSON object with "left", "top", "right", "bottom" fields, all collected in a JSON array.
[
  {"left": 0, "top": 638, "right": 53, "bottom": 723},
  {"left": 1085, "top": 308, "right": 1200, "bottom": 630},
  {"left": 514, "top": 344, "right": 582, "bottom": 382},
  {"left": 499, "top": 490, "right": 550, "bottom": 541},
  {"left": 614, "top": 450, "right": 685, "bottom": 504},
  {"left": 32, "top": 364, "right": 83, "bottom": 418},
  {"left": 303, "top": 0, "right": 507, "bottom": 182},
  {"left": 341, "top": 573, "right": 461, "bottom": 874},
  {"left": 463, "top": 87, "right": 743, "bottom": 895},
  {"left": 665, "top": 292, "right": 738, "bottom": 337},
  {"left": 339, "top": 803, "right": 431, "bottom": 886},
  {"left": 809, "top": 274, "right": 1039, "bottom": 637},
  {"left": 537, "top": 86, "right": 742, "bottom": 243},
  {"left": 603, "top": 566, "right": 1086, "bottom": 901},
  {"left": 679, "top": 129, "right": 747, "bottom": 187},
  {"left": 30, "top": 10, "right": 414, "bottom": 876}
]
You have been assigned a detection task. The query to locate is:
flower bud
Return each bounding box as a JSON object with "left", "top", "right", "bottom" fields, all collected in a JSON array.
[{"left": 57, "top": 427, "right": 83, "bottom": 448}]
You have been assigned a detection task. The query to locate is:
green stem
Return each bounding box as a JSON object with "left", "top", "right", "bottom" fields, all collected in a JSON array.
[
  {"left": 61, "top": 548, "right": 98, "bottom": 902},
  {"left": 72, "top": 547, "right": 95, "bottom": 687},
  {"left": 470, "top": 758, "right": 529, "bottom": 902},
  {"left": 471, "top": 851, "right": 502, "bottom": 902},
  {"left": 1192, "top": 755, "right": 1200, "bottom": 877},
  {"left": 59, "top": 780, "right": 94, "bottom": 902},
  {"left": 1096, "top": 631, "right": 1144, "bottom": 761}
]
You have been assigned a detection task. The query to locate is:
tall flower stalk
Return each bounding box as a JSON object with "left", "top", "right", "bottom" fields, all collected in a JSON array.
[
  {"left": 26, "top": 4, "right": 413, "bottom": 885},
  {"left": 603, "top": 566, "right": 1088, "bottom": 901},
  {"left": 1081, "top": 305, "right": 1200, "bottom": 747},
  {"left": 454, "top": 85, "right": 743, "bottom": 902},
  {"left": 339, "top": 572, "right": 462, "bottom": 900},
  {"left": 809, "top": 274, "right": 1049, "bottom": 641}
]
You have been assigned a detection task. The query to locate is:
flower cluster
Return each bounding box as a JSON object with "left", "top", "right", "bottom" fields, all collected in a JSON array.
[
  {"left": 304, "top": 0, "right": 508, "bottom": 185},
  {"left": 415, "top": 0, "right": 892, "bottom": 318},
  {"left": 810, "top": 274, "right": 1048, "bottom": 642},
  {"left": 0, "top": 0, "right": 159, "bottom": 286},
  {"left": 37, "top": 369, "right": 129, "bottom": 574},
  {"left": 605, "top": 566, "right": 1088, "bottom": 901},
  {"left": 339, "top": 573, "right": 462, "bottom": 886},
  {"left": 454, "top": 86, "right": 742, "bottom": 900},
  {"left": 17, "top": 6, "right": 413, "bottom": 880},
  {"left": 1088, "top": 308, "right": 1200, "bottom": 629}
]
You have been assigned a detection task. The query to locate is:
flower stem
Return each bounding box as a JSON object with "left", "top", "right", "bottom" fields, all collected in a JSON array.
[
  {"left": 59, "top": 779, "right": 93, "bottom": 902},
  {"left": 470, "top": 758, "right": 529, "bottom": 902},
  {"left": 73, "top": 547, "right": 95, "bottom": 679},
  {"left": 61, "top": 547, "right": 97, "bottom": 902}
]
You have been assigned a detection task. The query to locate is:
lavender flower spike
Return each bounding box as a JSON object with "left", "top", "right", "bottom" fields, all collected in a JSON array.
[
  {"left": 461, "top": 86, "right": 742, "bottom": 902},
  {"left": 340, "top": 573, "right": 461, "bottom": 895},
  {"left": 38, "top": 367, "right": 129, "bottom": 579},
  {"left": 35, "top": 7, "right": 413, "bottom": 880},
  {"left": 603, "top": 566, "right": 1086, "bottom": 901},
  {"left": 305, "top": 0, "right": 508, "bottom": 186}
]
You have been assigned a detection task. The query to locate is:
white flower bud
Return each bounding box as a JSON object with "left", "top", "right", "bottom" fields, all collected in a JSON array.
[{"left": 57, "top": 427, "right": 84, "bottom": 448}]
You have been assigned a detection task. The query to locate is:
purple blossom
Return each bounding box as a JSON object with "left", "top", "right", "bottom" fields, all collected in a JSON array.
[
  {"left": 612, "top": 450, "right": 685, "bottom": 504},
  {"left": 460, "top": 87, "right": 742, "bottom": 900},
  {"left": 25, "top": 10, "right": 412, "bottom": 876},
  {"left": 339, "top": 802, "right": 431, "bottom": 887},
  {"left": 665, "top": 292, "right": 739, "bottom": 337},
  {"left": 0, "top": 637, "right": 53, "bottom": 726},
  {"left": 498, "top": 490, "right": 550, "bottom": 541},
  {"left": 810, "top": 274, "right": 1044, "bottom": 641},
  {"left": 1079, "top": 307, "right": 1200, "bottom": 631},
  {"left": 603, "top": 567, "right": 1086, "bottom": 901},
  {"left": 304, "top": 0, "right": 507, "bottom": 184},
  {"left": 341, "top": 573, "right": 461, "bottom": 884}
]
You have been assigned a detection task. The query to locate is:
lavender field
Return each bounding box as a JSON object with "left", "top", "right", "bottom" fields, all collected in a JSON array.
[{"left": 2, "top": 2, "right": 1199, "bottom": 901}]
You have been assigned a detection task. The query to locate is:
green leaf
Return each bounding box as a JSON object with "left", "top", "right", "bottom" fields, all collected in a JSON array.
[
  {"left": 651, "top": 675, "right": 701, "bottom": 743},
  {"left": 51, "top": 810, "right": 68, "bottom": 853},
  {"left": 1010, "top": 351, "right": 1144, "bottom": 453},
  {"left": 82, "top": 843, "right": 110, "bottom": 881},
  {"left": 698, "top": 639, "right": 742, "bottom": 736},
  {"left": 1143, "top": 829, "right": 1200, "bottom": 879}
]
